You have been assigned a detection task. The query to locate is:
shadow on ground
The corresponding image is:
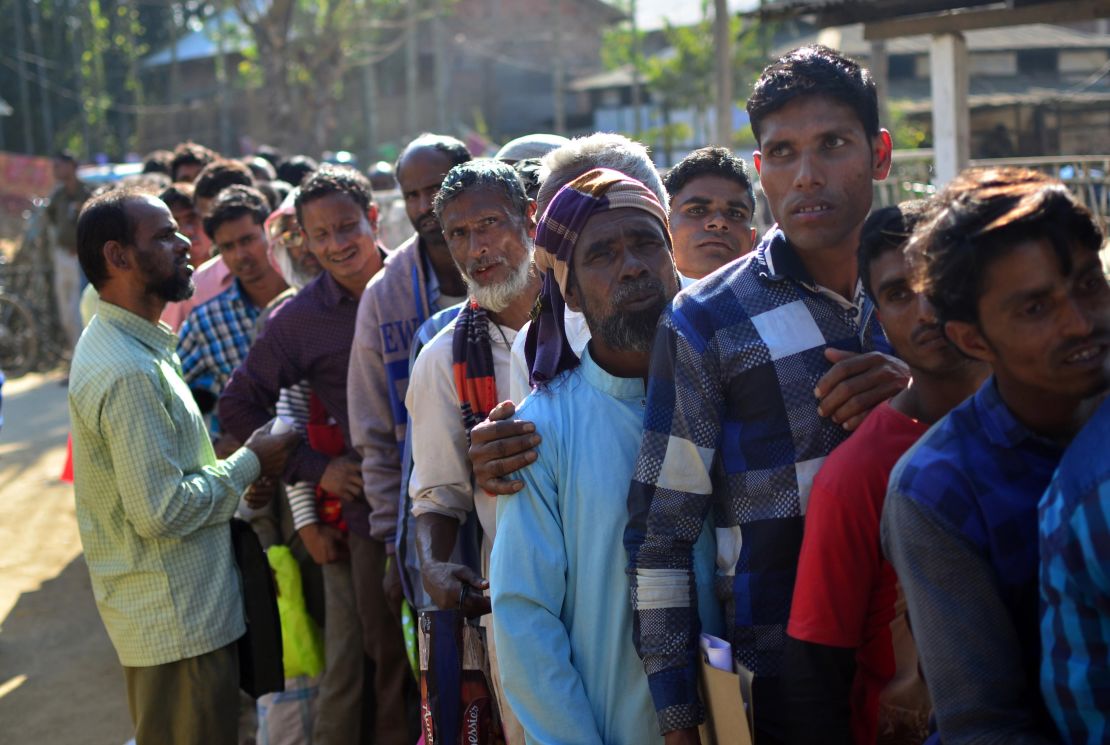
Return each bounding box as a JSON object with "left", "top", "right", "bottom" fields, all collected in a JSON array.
[{"left": 0, "top": 555, "right": 131, "bottom": 744}]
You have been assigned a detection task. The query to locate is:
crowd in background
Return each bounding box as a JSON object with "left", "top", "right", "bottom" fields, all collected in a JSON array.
[{"left": 55, "top": 42, "right": 1110, "bottom": 745}]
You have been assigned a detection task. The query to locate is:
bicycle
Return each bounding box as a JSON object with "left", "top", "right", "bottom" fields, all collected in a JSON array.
[
  {"left": 6, "top": 199, "right": 72, "bottom": 373},
  {"left": 0, "top": 288, "right": 38, "bottom": 378}
]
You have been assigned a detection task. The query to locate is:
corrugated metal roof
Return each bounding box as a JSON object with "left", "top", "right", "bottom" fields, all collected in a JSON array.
[
  {"left": 894, "top": 87, "right": 1110, "bottom": 111},
  {"left": 568, "top": 64, "right": 638, "bottom": 91},
  {"left": 776, "top": 21, "right": 1110, "bottom": 56},
  {"left": 142, "top": 10, "right": 250, "bottom": 68}
]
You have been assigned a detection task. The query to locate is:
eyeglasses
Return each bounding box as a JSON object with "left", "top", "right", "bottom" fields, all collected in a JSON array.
[{"left": 268, "top": 221, "right": 304, "bottom": 250}]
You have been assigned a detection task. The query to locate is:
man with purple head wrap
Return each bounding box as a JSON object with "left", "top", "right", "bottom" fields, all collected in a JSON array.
[{"left": 489, "top": 168, "right": 720, "bottom": 744}]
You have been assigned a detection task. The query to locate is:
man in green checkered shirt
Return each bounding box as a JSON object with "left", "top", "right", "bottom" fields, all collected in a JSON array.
[{"left": 68, "top": 188, "right": 298, "bottom": 745}]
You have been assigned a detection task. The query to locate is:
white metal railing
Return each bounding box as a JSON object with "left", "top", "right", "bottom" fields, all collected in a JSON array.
[{"left": 876, "top": 151, "right": 1110, "bottom": 231}]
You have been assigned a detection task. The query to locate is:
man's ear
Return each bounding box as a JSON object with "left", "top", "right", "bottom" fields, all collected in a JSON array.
[
  {"left": 752, "top": 151, "right": 763, "bottom": 175},
  {"left": 526, "top": 199, "right": 538, "bottom": 239},
  {"left": 563, "top": 275, "right": 582, "bottom": 313},
  {"left": 366, "top": 203, "right": 380, "bottom": 233},
  {"left": 104, "top": 241, "right": 130, "bottom": 273},
  {"left": 872, "top": 130, "right": 893, "bottom": 181},
  {"left": 945, "top": 319, "right": 995, "bottom": 364}
]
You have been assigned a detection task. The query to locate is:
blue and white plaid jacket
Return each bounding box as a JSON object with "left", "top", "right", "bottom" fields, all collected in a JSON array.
[{"left": 625, "top": 228, "right": 890, "bottom": 736}]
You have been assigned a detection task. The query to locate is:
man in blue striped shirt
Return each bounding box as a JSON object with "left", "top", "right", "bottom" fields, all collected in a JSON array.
[
  {"left": 625, "top": 46, "right": 908, "bottom": 744},
  {"left": 1041, "top": 397, "right": 1110, "bottom": 744}
]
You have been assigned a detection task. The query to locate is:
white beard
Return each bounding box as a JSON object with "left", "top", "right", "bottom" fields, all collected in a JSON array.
[{"left": 465, "top": 255, "right": 534, "bottom": 313}]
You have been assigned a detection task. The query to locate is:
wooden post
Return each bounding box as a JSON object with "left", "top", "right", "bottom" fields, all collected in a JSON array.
[
  {"left": 714, "top": 0, "right": 732, "bottom": 147},
  {"left": 929, "top": 32, "right": 969, "bottom": 187},
  {"left": 12, "top": 0, "right": 35, "bottom": 153}
]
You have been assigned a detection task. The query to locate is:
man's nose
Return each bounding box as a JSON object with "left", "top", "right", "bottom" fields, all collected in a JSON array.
[
  {"left": 419, "top": 190, "right": 435, "bottom": 215},
  {"left": 793, "top": 150, "right": 826, "bottom": 190},
  {"left": 917, "top": 293, "right": 938, "bottom": 325},
  {"left": 1062, "top": 295, "right": 1096, "bottom": 338},
  {"left": 705, "top": 210, "right": 730, "bottom": 231},
  {"left": 618, "top": 248, "right": 651, "bottom": 281}
]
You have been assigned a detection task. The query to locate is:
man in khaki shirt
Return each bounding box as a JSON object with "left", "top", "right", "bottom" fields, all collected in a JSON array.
[{"left": 70, "top": 188, "right": 297, "bottom": 745}]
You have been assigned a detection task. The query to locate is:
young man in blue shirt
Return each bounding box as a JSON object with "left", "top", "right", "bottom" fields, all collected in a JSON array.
[{"left": 883, "top": 166, "right": 1109, "bottom": 744}]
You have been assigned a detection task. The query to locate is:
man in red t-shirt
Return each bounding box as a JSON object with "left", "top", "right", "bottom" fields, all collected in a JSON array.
[{"left": 783, "top": 202, "right": 989, "bottom": 745}]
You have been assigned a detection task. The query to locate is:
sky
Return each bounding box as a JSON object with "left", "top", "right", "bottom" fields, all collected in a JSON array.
[{"left": 631, "top": 0, "right": 762, "bottom": 31}]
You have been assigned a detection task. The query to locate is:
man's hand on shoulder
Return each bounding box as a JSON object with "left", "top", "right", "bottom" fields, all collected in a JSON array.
[
  {"left": 243, "top": 421, "right": 300, "bottom": 477},
  {"left": 815, "top": 349, "right": 911, "bottom": 431},
  {"left": 468, "top": 400, "right": 541, "bottom": 495}
]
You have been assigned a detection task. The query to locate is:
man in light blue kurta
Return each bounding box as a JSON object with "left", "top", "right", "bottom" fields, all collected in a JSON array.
[
  {"left": 488, "top": 168, "right": 719, "bottom": 745},
  {"left": 491, "top": 349, "right": 719, "bottom": 744}
]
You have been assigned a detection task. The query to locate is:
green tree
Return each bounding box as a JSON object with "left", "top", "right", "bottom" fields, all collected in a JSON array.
[{"left": 600, "top": 3, "right": 768, "bottom": 162}]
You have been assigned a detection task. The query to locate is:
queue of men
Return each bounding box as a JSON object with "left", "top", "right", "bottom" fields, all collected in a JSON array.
[{"left": 65, "top": 42, "right": 1110, "bottom": 745}]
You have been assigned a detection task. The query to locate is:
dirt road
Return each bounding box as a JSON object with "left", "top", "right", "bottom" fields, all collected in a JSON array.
[{"left": 0, "top": 372, "right": 131, "bottom": 745}]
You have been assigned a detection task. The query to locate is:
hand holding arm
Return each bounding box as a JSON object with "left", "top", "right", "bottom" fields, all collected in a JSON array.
[{"left": 815, "top": 349, "right": 910, "bottom": 431}]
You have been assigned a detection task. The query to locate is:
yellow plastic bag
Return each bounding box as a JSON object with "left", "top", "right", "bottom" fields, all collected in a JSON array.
[{"left": 267, "top": 545, "right": 325, "bottom": 678}]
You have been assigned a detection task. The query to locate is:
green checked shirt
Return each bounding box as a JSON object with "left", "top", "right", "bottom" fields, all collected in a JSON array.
[{"left": 69, "top": 301, "right": 260, "bottom": 667}]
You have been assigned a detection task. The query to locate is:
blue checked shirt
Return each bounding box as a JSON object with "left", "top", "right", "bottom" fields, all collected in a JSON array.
[
  {"left": 1040, "top": 397, "right": 1110, "bottom": 744},
  {"left": 178, "top": 279, "right": 261, "bottom": 416},
  {"left": 625, "top": 229, "right": 890, "bottom": 736},
  {"left": 882, "top": 377, "right": 1061, "bottom": 744}
]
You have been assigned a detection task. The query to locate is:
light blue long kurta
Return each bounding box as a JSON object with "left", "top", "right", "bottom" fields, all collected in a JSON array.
[{"left": 491, "top": 347, "right": 720, "bottom": 745}]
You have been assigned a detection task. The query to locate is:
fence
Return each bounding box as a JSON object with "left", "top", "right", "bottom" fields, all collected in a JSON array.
[{"left": 878, "top": 151, "right": 1110, "bottom": 232}]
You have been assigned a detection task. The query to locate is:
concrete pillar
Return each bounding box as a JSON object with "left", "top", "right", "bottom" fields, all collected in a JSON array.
[{"left": 930, "top": 32, "right": 970, "bottom": 187}]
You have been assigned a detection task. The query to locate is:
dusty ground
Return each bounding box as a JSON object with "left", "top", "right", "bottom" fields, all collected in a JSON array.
[{"left": 0, "top": 372, "right": 132, "bottom": 745}]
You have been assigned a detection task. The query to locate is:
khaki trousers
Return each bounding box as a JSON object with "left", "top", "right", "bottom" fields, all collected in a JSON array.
[{"left": 124, "top": 642, "right": 239, "bottom": 745}]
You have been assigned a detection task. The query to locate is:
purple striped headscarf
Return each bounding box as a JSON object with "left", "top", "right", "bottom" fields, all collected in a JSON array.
[{"left": 525, "top": 167, "right": 670, "bottom": 387}]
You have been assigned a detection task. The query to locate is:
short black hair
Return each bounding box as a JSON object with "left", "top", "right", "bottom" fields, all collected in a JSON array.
[
  {"left": 908, "top": 167, "right": 1104, "bottom": 326},
  {"left": 194, "top": 159, "right": 255, "bottom": 202},
  {"left": 258, "top": 180, "right": 293, "bottom": 211},
  {"left": 395, "top": 133, "right": 472, "bottom": 177},
  {"left": 54, "top": 150, "right": 78, "bottom": 166},
  {"left": 857, "top": 200, "right": 932, "bottom": 302},
  {"left": 747, "top": 45, "right": 879, "bottom": 145},
  {"left": 170, "top": 141, "right": 217, "bottom": 181},
  {"left": 276, "top": 155, "right": 319, "bottom": 187},
  {"left": 142, "top": 149, "right": 174, "bottom": 175},
  {"left": 159, "top": 182, "right": 196, "bottom": 213},
  {"left": 77, "top": 189, "right": 143, "bottom": 290},
  {"left": 203, "top": 185, "right": 271, "bottom": 241},
  {"left": 433, "top": 159, "right": 530, "bottom": 221},
  {"left": 255, "top": 145, "right": 283, "bottom": 168},
  {"left": 295, "top": 164, "right": 374, "bottom": 228},
  {"left": 245, "top": 155, "right": 277, "bottom": 183},
  {"left": 664, "top": 146, "right": 755, "bottom": 210},
  {"left": 513, "top": 158, "right": 544, "bottom": 200}
]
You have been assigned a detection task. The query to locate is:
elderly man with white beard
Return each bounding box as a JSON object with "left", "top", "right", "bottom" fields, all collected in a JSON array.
[{"left": 406, "top": 159, "right": 540, "bottom": 741}]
